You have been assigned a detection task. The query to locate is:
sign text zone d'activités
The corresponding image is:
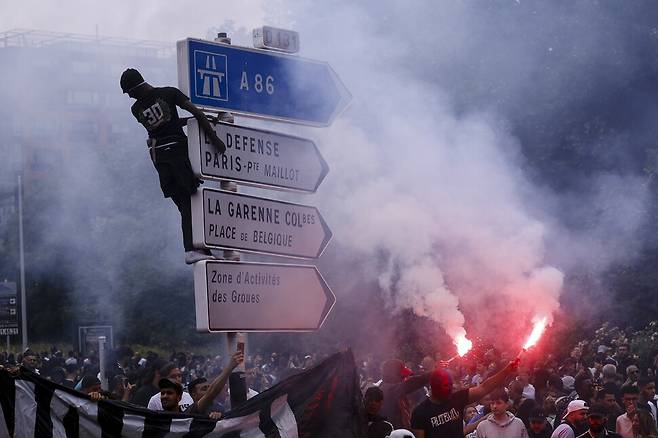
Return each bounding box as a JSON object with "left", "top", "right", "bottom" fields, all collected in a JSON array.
[{"left": 194, "top": 260, "right": 335, "bottom": 332}]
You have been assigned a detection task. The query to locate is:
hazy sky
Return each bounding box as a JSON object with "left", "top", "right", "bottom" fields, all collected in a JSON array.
[{"left": 0, "top": 1, "right": 267, "bottom": 42}]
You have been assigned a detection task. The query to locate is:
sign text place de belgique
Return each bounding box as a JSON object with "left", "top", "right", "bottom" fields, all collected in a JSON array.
[{"left": 191, "top": 188, "right": 332, "bottom": 259}]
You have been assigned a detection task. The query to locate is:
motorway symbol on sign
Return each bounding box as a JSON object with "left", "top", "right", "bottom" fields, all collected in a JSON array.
[
  {"left": 193, "top": 260, "right": 335, "bottom": 332},
  {"left": 187, "top": 119, "right": 329, "bottom": 193},
  {"left": 177, "top": 38, "right": 351, "bottom": 126},
  {"left": 191, "top": 188, "right": 332, "bottom": 259}
]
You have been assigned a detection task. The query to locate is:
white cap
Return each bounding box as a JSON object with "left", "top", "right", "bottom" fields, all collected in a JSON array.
[
  {"left": 387, "top": 430, "right": 416, "bottom": 438},
  {"left": 563, "top": 400, "right": 588, "bottom": 419}
]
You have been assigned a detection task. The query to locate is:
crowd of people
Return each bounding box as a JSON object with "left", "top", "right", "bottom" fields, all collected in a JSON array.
[
  {"left": 0, "top": 345, "right": 324, "bottom": 417},
  {"left": 1, "top": 334, "right": 658, "bottom": 438},
  {"left": 359, "top": 340, "right": 658, "bottom": 438}
]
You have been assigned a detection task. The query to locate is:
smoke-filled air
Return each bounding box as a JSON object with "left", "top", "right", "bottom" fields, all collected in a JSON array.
[
  {"left": 5, "top": 1, "right": 658, "bottom": 436},
  {"left": 1, "top": 0, "right": 657, "bottom": 371}
]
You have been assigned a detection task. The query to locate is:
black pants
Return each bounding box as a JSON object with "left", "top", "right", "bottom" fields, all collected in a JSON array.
[
  {"left": 169, "top": 186, "right": 194, "bottom": 252},
  {"left": 152, "top": 139, "right": 200, "bottom": 252}
]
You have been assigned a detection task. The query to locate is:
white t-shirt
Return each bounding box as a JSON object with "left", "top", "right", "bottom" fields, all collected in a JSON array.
[{"left": 147, "top": 391, "right": 194, "bottom": 411}]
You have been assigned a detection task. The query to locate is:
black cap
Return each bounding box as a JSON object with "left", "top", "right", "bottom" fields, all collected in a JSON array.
[
  {"left": 158, "top": 378, "right": 183, "bottom": 396},
  {"left": 23, "top": 348, "right": 36, "bottom": 357},
  {"left": 120, "top": 68, "right": 145, "bottom": 93}
]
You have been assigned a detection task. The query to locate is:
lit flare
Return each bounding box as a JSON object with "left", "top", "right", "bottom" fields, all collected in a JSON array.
[
  {"left": 445, "top": 333, "right": 474, "bottom": 364},
  {"left": 456, "top": 334, "right": 473, "bottom": 357},
  {"left": 522, "top": 317, "right": 548, "bottom": 350}
]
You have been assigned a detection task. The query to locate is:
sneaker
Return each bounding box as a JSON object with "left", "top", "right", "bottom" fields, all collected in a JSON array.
[{"left": 185, "top": 250, "right": 215, "bottom": 264}]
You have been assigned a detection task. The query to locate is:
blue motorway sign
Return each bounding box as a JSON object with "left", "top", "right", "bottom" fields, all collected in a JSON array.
[{"left": 177, "top": 38, "right": 351, "bottom": 127}]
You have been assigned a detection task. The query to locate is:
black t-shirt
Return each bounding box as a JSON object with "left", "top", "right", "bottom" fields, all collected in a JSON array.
[
  {"left": 410, "top": 389, "right": 469, "bottom": 438},
  {"left": 131, "top": 86, "right": 188, "bottom": 144},
  {"left": 360, "top": 408, "right": 394, "bottom": 438}
]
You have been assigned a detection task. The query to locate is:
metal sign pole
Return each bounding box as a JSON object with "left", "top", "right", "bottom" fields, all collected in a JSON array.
[
  {"left": 216, "top": 30, "right": 248, "bottom": 410},
  {"left": 17, "top": 174, "right": 27, "bottom": 350},
  {"left": 98, "top": 335, "right": 107, "bottom": 390}
]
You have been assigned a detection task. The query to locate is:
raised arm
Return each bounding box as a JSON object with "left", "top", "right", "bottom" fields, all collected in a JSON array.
[
  {"left": 398, "top": 371, "right": 430, "bottom": 395},
  {"left": 179, "top": 99, "right": 226, "bottom": 154},
  {"left": 468, "top": 359, "right": 519, "bottom": 404},
  {"left": 195, "top": 351, "right": 244, "bottom": 414}
]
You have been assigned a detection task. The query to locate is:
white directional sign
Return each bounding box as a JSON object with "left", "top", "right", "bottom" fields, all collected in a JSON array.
[
  {"left": 187, "top": 119, "right": 329, "bottom": 193},
  {"left": 194, "top": 260, "right": 335, "bottom": 332},
  {"left": 191, "top": 187, "right": 332, "bottom": 259}
]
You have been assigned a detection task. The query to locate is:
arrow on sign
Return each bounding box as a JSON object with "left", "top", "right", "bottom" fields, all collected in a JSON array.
[
  {"left": 187, "top": 119, "right": 329, "bottom": 193},
  {"left": 193, "top": 260, "right": 335, "bottom": 332},
  {"left": 191, "top": 188, "right": 332, "bottom": 259},
  {"left": 177, "top": 38, "right": 351, "bottom": 126}
]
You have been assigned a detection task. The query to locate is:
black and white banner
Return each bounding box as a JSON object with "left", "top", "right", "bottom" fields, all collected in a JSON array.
[{"left": 0, "top": 350, "right": 362, "bottom": 437}]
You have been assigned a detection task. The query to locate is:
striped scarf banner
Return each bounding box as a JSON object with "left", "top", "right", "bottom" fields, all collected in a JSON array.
[{"left": 0, "top": 350, "right": 362, "bottom": 437}]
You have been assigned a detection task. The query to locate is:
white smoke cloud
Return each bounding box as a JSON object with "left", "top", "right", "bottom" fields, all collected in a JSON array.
[{"left": 310, "top": 96, "right": 567, "bottom": 346}]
